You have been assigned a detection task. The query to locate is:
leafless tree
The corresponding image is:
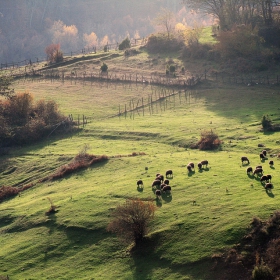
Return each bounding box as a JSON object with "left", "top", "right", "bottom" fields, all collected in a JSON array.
[
  {"left": 107, "top": 198, "right": 156, "bottom": 245},
  {"left": 153, "top": 8, "right": 176, "bottom": 39}
]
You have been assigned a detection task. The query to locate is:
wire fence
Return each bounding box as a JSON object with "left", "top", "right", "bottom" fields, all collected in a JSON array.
[
  {"left": 1, "top": 36, "right": 279, "bottom": 91},
  {"left": 0, "top": 37, "right": 147, "bottom": 73}
]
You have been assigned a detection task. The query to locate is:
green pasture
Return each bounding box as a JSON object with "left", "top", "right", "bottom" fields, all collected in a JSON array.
[{"left": 0, "top": 78, "right": 280, "bottom": 279}]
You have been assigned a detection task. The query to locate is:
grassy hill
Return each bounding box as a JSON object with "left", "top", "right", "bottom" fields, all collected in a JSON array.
[{"left": 1, "top": 44, "right": 280, "bottom": 279}]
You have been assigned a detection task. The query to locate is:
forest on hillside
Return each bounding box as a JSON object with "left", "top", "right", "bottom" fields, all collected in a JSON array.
[{"left": 0, "top": 0, "right": 209, "bottom": 64}]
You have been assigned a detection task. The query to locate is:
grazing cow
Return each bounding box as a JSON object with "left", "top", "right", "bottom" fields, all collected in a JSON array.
[
  {"left": 266, "top": 174, "right": 272, "bottom": 182},
  {"left": 198, "top": 163, "right": 202, "bottom": 170},
  {"left": 187, "top": 164, "right": 192, "bottom": 172},
  {"left": 188, "top": 162, "right": 195, "bottom": 169},
  {"left": 156, "top": 174, "right": 164, "bottom": 182},
  {"left": 253, "top": 168, "right": 263, "bottom": 176},
  {"left": 162, "top": 185, "right": 171, "bottom": 193},
  {"left": 269, "top": 160, "right": 274, "bottom": 167},
  {"left": 137, "top": 180, "right": 143, "bottom": 187},
  {"left": 164, "top": 179, "right": 169, "bottom": 185},
  {"left": 155, "top": 189, "right": 161, "bottom": 198},
  {"left": 241, "top": 156, "right": 250, "bottom": 164},
  {"left": 201, "top": 160, "right": 209, "bottom": 167},
  {"left": 260, "top": 153, "right": 265, "bottom": 160},
  {"left": 260, "top": 175, "right": 268, "bottom": 184},
  {"left": 152, "top": 179, "right": 161, "bottom": 188},
  {"left": 262, "top": 150, "right": 267, "bottom": 157},
  {"left": 246, "top": 167, "right": 253, "bottom": 174},
  {"left": 166, "top": 170, "right": 173, "bottom": 178},
  {"left": 256, "top": 165, "right": 262, "bottom": 170},
  {"left": 265, "top": 182, "right": 273, "bottom": 190}
]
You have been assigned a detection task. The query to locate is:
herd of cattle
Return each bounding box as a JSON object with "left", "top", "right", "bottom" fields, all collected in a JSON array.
[
  {"left": 242, "top": 149, "right": 274, "bottom": 191},
  {"left": 136, "top": 149, "right": 276, "bottom": 200},
  {"left": 136, "top": 160, "right": 209, "bottom": 200}
]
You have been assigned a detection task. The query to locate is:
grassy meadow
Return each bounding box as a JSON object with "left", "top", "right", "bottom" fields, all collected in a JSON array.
[{"left": 1, "top": 74, "right": 280, "bottom": 279}]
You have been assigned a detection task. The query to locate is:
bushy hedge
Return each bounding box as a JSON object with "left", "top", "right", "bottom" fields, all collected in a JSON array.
[
  {"left": 119, "top": 37, "right": 131, "bottom": 50},
  {"left": 0, "top": 92, "right": 71, "bottom": 147},
  {"left": 146, "top": 34, "right": 184, "bottom": 53}
]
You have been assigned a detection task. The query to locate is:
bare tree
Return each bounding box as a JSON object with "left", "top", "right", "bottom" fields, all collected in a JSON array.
[
  {"left": 153, "top": 8, "right": 175, "bottom": 39},
  {"left": 182, "top": 0, "right": 280, "bottom": 29},
  {"left": 107, "top": 198, "right": 156, "bottom": 245}
]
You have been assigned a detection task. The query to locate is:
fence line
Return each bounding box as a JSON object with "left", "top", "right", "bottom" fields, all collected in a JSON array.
[
  {"left": 212, "top": 72, "right": 280, "bottom": 86},
  {"left": 0, "top": 37, "right": 147, "bottom": 72},
  {"left": 117, "top": 89, "right": 196, "bottom": 118}
]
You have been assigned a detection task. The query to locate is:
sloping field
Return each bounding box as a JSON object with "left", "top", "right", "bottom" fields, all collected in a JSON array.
[{"left": 0, "top": 78, "right": 280, "bottom": 279}]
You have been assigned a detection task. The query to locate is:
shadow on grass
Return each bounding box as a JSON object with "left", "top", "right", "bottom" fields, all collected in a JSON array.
[
  {"left": 162, "top": 193, "right": 172, "bottom": 203},
  {"left": 156, "top": 198, "right": 162, "bottom": 207},
  {"left": 187, "top": 170, "right": 195, "bottom": 177},
  {"left": 265, "top": 189, "right": 274, "bottom": 198},
  {"left": 137, "top": 186, "right": 144, "bottom": 193},
  {"left": 130, "top": 234, "right": 167, "bottom": 280},
  {"left": 130, "top": 232, "right": 217, "bottom": 280},
  {"left": 247, "top": 174, "right": 254, "bottom": 179},
  {"left": 45, "top": 212, "right": 58, "bottom": 234}
]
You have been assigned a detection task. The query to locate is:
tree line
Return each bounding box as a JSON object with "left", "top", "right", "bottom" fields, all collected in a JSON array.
[{"left": 0, "top": 0, "right": 205, "bottom": 64}]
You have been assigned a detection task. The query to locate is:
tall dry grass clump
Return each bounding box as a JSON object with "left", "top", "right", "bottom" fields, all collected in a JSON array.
[
  {"left": 47, "top": 153, "right": 108, "bottom": 181},
  {"left": 193, "top": 130, "right": 221, "bottom": 150}
]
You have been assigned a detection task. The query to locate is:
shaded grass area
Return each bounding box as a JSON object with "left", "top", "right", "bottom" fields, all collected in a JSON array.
[{"left": 1, "top": 79, "right": 280, "bottom": 279}]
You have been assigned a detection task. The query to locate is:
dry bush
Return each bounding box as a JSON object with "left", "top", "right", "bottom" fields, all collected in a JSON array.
[
  {"left": 0, "top": 186, "right": 19, "bottom": 201},
  {"left": 195, "top": 130, "right": 221, "bottom": 150},
  {"left": 265, "top": 238, "right": 280, "bottom": 276},
  {"left": 49, "top": 154, "right": 108, "bottom": 180},
  {"left": 0, "top": 183, "right": 34, "bottom": 203},
  {"left": 3, "top": 92, "right": 33, "bottom": 125},
  {"left": 107, "top": 198, "right": 156, "bottom": 245},
  {"left": 0, "top": 93, "right": 70, "bottom": 146},
  {"left": 146, "top": 33, "right": 184, "bottom": 53},
  {"left": 45, "top": 43, "right": 63, "bottom": 63},
  {"left": 252, "top": 264, "right": 274, "bottom": 280},
  {"left": 34, "top": 99, "right": 64, "bottom": 125},
  {"left": 45, "top": 197, "right": 57, "bottom": 215},
  {"left": 215, "top": 25, "right": 263, "bottom": 59}
]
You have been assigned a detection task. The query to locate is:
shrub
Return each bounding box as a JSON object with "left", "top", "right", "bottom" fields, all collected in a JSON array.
[
  {"left": 252, "top": 264, "right": 273, "bottom": 280},
  {"left": 119, "top": 37, "right": 131, "bottom": 50},
  {"left": 146, "top": 33, "right": 184, "bottom": 53},
  {"left": 45, "top": 197, "right": 57, "bottom": 215},
  {"left": 261, "top": 115, "right": 272, "bottom": 130},
  {"left": 0, "top": 185, "right": 19, "bottom": 201},
  {"left": 4, "top": 92, "right": 33, "bottom": 125},
  {"left": 107, "top": 198, "right": 156, "bottom": 245},
  {"left": 53, "top": 50, "right": 63, "bottom": 63},
  {"left": 195, "top": 130, "right": 221, "bottom": 150},
  {"left": 100, "top": 62, "right": 108, "bottom": 72},
  {"left": 181, "top": 43, "right": 213, "bottom": 60},
  {"left": 169, "top": 65, "right": 176, "bottom": 73},
  {"left": 0, "top": 94, "right": 70, "bottom": 147},
  {"left": 34, "top": 99, "right": 63, "bottom": 125},
  {"left": 45, "top": 43, "right": 63, "bottom": 63},
  {"left": 215, "top": 25, "right": 263, "bottom": 59},
  {"left": 47, "top": 153, "right": 108, "bottom": 181},
  {"left": 18, "top": 118, "right": 47, "bottom": 144}
]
